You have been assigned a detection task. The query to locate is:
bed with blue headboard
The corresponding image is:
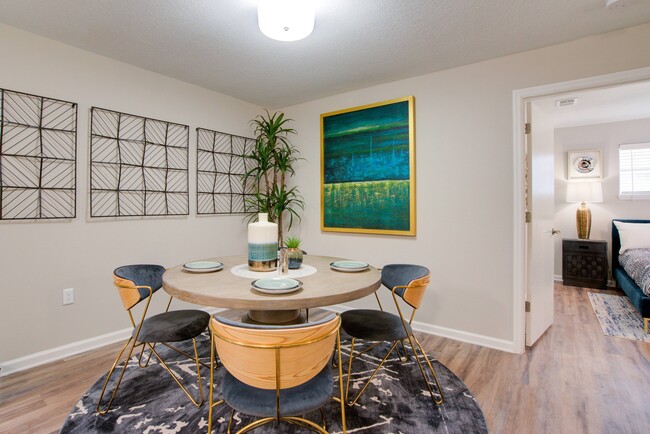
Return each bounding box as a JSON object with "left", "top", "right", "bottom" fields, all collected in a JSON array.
[{"left": 612, "top": 219, "right": 650, "bottom": 333}]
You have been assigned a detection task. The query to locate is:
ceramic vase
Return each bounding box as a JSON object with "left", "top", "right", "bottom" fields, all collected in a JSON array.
[{"left": 248, "top": 213, "right": 278, "bottom": 271}]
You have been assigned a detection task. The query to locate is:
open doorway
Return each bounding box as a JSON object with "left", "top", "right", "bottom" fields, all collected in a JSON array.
[{"left": 513, "top": 66, "right": 650, "bottom": 353}]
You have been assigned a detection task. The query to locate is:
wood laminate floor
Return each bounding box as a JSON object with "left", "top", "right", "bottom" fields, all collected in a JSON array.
[{"left": 1, "top": 284, "right": 649, "bottom": 433}]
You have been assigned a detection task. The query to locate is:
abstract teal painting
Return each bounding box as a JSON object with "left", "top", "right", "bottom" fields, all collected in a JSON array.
[{"left": 320, "top": 96, "right": 415, "bottom": 235}]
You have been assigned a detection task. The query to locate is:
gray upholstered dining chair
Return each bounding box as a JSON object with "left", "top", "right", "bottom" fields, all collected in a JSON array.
[
  {"left": 207, "top": 313, "right": 346, "bottom": 433},
  {"left": 97, "top": 264, "right": 210, "bottom": 414},
  {"left": 340, "top": 264, "right": 444, "bottom": 406}
]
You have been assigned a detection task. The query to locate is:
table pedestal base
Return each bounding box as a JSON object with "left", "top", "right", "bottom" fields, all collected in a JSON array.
[{"left": 244, "top": 309, "right": 306, "bottom": 325}]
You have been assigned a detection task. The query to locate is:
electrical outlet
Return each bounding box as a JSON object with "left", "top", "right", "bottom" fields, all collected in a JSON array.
[{"left": 62, "top": 287, "right": 74, "bottom": 305}]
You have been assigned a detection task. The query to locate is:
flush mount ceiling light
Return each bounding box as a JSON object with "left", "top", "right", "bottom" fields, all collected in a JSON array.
[
  {"left": 257, "top": 0, "right": 315, "bottom": 42},
  {"left": 605, "top": 0, "right": 636, "bottom": 8}
]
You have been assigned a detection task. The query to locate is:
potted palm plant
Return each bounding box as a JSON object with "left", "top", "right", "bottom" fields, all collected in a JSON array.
[{"left": 244, "top": 110, "right": 304, "bottom": 245}]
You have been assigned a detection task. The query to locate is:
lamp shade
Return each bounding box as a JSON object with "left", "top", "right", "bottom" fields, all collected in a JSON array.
[
  {"left": 566, "top": 181, "right": 603, "bottom": 203},
  {"left": 258, "top": 0, "right": 315, "bottom": 42}
]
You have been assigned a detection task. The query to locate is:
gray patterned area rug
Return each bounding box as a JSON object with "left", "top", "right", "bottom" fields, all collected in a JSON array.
[
  {"left": 588, "top": 292, "right": 650, "bottom": 343},
  {"left": 60, "top": 333, "right": 488, "bottom": 433}
]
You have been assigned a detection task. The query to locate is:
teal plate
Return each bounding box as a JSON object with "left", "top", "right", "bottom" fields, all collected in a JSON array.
[
  {"left": 251, "top": 278, "right": 302, "bottom": 294},
  {"left": 183, "top": 261, "right": 224, "bottom": 273},
  {"left": 330, "top": 261, "right": 369, "bottom": 272}
]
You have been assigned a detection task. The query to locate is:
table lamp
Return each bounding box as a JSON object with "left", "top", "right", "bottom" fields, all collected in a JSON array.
[{"left": 566, "top": 181, "right": 603, "bottom": 239}]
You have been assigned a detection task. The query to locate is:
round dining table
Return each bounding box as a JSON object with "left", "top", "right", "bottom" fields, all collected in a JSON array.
[{"left": 162, "top": 254, "right": 381, "bottom": 324}]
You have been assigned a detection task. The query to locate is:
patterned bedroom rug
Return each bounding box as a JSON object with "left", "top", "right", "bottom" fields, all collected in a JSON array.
[
  {"left": 588, "top": 292, "right": 650, "bottom": 343},
  {"left": 60, "top": 333, "right": 488, "bottom": 433}
]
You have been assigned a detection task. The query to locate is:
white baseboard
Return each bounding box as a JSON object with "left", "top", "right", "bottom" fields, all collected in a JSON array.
[
  {"left": 325, "top": 304, "right": 517, "bottom": 353},
  {"left": 0, "top": 327, "right": 132, "bottom": 377},
  {"left": 0, "top": 306, "right": 223, "bottom": 378},
  {"left": 555, "top": 274, "right": 617, "bottom": 288},
  {"left": 1, "top": 304, "right": 518, "bottom": 377}
]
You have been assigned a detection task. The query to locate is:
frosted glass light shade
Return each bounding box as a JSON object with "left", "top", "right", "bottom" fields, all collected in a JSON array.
[
  {"left": 566, "top": 181, "right": 603, "bottom": 203},
  {"left": 258, "top": 0, "right": 315, "bottom": 42}
]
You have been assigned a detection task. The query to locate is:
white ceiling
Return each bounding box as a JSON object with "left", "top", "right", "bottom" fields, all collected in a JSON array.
[
  {"left": 1, "top": 0, "right": 650, "bottom": 108},
  {"left": 536, "top": 81, "right": 650, "bottom": 128}
]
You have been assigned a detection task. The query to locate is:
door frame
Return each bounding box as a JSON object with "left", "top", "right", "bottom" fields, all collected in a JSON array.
[{"left": 512, "top": 66, "right": 650, "bottom": 353}]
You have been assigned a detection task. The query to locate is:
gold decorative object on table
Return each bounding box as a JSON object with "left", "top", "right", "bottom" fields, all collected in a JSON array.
[{"left": 566, "top": 181, "right": 603, "bottom": 240}]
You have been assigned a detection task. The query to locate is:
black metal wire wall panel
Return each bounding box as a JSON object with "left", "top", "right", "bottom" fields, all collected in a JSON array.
[
  {"left": 0, "top": 88, "right": 77, "bottom": 220},
  {"left": 196, "top": 127, "right": 255, "bottom": 215},
  {"left": 90, "top": 107, "right": 189, "bottom": 217}
]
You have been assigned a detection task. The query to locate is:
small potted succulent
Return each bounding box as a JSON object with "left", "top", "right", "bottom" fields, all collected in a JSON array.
[{"left": 284, "top": 236, "right": 303, "bottom": 269}]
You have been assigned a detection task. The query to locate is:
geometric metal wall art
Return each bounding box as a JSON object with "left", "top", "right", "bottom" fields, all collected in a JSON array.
[
  {"left": 196, "top": 127, "right": 255, "bottom": 215},
  {"left": 90, "top": 107, "right": 189, "bottom": 217},
  {"left": 0, "top": 88, "right": 78, "bottom": 220}
]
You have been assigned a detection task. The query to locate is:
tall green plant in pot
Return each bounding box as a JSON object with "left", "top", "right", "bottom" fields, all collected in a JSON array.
[{"left": 244, "top": 110, "right": 304, "bottom": 245}]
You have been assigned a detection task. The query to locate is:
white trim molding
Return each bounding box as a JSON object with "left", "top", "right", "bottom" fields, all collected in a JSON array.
[
  {"left": 512, "top": 66, "right": 650, "bottom": 355},
  {"left": 326, "top": 304, "right": 517, "bottom": 353},
  {"left": 0, "top": 327, "right": 132, "bottom": 377},
  {"left": 0, "top": 306, "right": 223, "bottom": 377}
]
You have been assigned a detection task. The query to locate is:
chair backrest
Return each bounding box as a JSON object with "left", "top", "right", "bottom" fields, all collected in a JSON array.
[
  {"left": 211, "top": 314, "right": 340, "bottom": 390},
  {"left": 381, "top": 264, "right": 431, "bottom": 309},
  {"left": 113, "top": 264, "right": 166, "bottom": 310}
]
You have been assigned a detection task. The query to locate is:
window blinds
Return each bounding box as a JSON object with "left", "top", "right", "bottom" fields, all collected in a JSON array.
[{"left": 619, "top": 143, "right": 650, "bottom": 199}]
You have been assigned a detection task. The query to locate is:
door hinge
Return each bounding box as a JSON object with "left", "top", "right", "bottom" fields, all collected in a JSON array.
[
  {"left": 525, "top": 301, "right": 531, "bottom": 312},
  {"left": 524, "top": 122, "right": 531, "bottom": 134},
  {"left": 525, "top": 211, "right": 531, "bottom": 223}
]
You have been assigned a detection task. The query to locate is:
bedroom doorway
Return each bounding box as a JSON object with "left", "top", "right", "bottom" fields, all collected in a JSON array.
[{"left": 513, "top": 66, "right": 650, "bottom": 353}]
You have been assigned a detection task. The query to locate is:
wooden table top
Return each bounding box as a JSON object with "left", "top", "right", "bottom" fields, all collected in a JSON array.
[{"left": 162, "top": 255, "right": 382, "bottom": 310}]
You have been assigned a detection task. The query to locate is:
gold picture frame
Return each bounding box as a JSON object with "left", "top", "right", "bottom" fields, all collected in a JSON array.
[{"left": 320, "top": 96, "right": 416, "bottom": 236}]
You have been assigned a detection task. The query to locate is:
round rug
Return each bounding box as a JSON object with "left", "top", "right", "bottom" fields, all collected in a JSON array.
[{"left": 61, "top": 333, "right": 488, "bottom": 433}]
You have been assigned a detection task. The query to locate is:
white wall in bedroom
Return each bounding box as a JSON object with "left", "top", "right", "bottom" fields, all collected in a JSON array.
[
  {"left": 0, "top": 23, "right": 261, "bottom": 363},
  {"left": 553, "top": 118, "right": 650, "bottom": 277}
]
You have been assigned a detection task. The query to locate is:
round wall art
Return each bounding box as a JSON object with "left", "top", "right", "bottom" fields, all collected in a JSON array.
[{"left": 567, "top": 149, "right": 602, "bottom": 179}]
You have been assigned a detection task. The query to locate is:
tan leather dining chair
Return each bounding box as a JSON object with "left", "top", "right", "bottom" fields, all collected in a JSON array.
[
  {"left": 207, "top": 313, "right": 346, "bottom": 433},
  {"left": 97, "top": 264, "right": 210, "bottom": 414},
  {"left": 340, "top": 264, "right": 444, "bottom": 406}
]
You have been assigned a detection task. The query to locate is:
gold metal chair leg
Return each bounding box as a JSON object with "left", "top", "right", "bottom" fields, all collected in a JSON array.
[
  {"left": 283, "top": 417, "right": 328, "bottom": 433},
  {"left": 395, "top": 339, "right": 409, "bottom": 362},
  {"left": 137, "top": 342, "right": 155, "bottom": 368},
  {"left": 97, "top": 337, "right": 137, "bottom": 414},
  {"left": 161, "top": 341, "right": 212, "bottom": 370},
  {"left": 345, "top": 339, "right": 399, "bottom": 406},
  {"left": 336, "top": 340, "right": 383, "bottom": 368},
  {"left": 148, "top": 338, "right": 204, "bottom": 407},
  {"left": 208, "top": 333, "right": 225, "bottom": 434},
  {"left": 409, "top": 334, "right": 444, "bottom": 405},
  {"left": 645, "top": 318, "right": 649, "bottom": 333},
  {"left": 235, "top": 416, "right": 277, "bottom": 433},
  {"left": 336, "top": 331, "right": 347, "bottom": 434}
]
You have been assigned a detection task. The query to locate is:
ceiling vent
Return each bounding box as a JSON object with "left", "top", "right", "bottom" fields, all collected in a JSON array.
[{"left": 556, "top": 98, "right": 578, "bottom": 107}]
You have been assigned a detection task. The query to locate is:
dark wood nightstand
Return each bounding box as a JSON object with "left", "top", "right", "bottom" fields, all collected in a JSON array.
[{"left": 562, "top": 239, "right": 608, "bottom": 289}]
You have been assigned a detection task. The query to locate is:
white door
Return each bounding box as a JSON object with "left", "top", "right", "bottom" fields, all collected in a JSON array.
[{"left": 525, "top": 100, "right": 557, "bottom": 346}]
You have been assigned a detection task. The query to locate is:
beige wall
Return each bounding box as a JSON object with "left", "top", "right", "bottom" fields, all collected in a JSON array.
[
  {"left": 0, "top": 24, "right": 261, "bottom": 362},
  {"left": 554, "top": 118, "right": 650, "bottom": 277},
  {"left": 282, "top": 23, "right": 650, "bottom": 345},
  {"left": 2, "top": 22, "right": 650, "bottom": 364}
]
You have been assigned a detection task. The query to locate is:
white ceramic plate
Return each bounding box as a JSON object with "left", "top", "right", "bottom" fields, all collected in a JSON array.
[
  {"left": 183, "top": 261, "right": 224, "bottom": 273},
  {"left": 251, "top": 278, "right": 303, "bottom": 294},
  {"left": 330, "top": 261, "right": 369, "bottom": 272}
]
